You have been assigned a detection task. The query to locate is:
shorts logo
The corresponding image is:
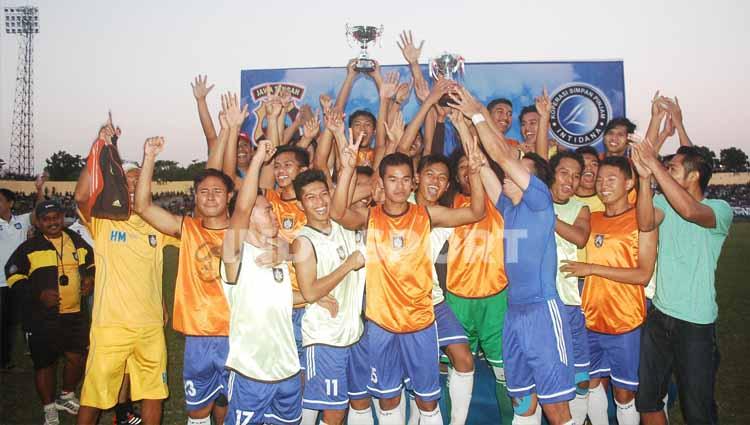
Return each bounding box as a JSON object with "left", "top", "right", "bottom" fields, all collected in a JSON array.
[
  {"left": 148, "top": 235, "right": 157, "bottom": 247},
  {"left": 392, "top": 235, "right": 404, "bottom": 250},
  {"left": 272, "top": 267, "right": 284, "bottom": 283},
  {"left": 594, "top": 234, "right": 604, "bottom": 248},
  {"left": 282, "top": 217, "right": 294, "bottom": 230},
  {"left": 355, "top": 230, "right": 363, "bottom": 243},
  {"left": 549, "top": 82, "right": 612, "bottom": 149},
  {"left": 14, "top": 223, "right": 22, "bottom": 229},
  {"left": 336, "top": 246, "right": 346, "bottom": 260}
]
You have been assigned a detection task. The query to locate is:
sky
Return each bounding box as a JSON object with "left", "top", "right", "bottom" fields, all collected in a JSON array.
[{"left": 1, "top": 0, "right": 749, "bottom": 172}]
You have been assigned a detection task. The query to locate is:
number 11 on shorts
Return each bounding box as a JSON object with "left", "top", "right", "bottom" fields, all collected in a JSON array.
[{"left": 325, "top": 379, "right": 338, "bottom": 396}]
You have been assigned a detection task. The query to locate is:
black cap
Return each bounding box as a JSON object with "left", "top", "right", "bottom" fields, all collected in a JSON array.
[{"left": 35, "top": 200, "right": 62, "bottom": 218}]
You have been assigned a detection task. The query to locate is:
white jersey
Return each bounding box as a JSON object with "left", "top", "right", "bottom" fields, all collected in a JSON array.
[
  {"left": 298, "top": 222, "right": 365, "bottom": 347},
  {"left": 429, "top": 227, "right": 452, "bottom": 305},
  {"left": 224, "top": 242, "right": 300, "bottom": 381},
  {"left": 553, "top": 200, "right": 585, "bottom": 305},
  {"left": 0, "top": 213, "right": 31, "bottom": 288}
]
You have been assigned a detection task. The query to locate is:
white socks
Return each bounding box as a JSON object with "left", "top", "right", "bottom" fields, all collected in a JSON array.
[
  {"left": 186, "top": 416, "right": 211, "bottom": 425},
  {"left": 377, "top": 406, "right": 405, "bottom": 425},
  {"left": 512, "top": 405, "right": 541, "bottom": 425},
  {"left": 615, "top": 398, "right": 639, "bottom": 425},
  {"left": 348, "top": 406, "right": 374, "bottom": 425},
  {"left": 301, "top": 408, "right": 319, "bottom": 425},
  {"left": 419, "top": 406, "right": 443, "bottom": 425},
  {"left": 408, "top": 395, "right": 420, "bottom": 425},
  {"left": 569, "top": 390, "right": 589, "bottom": 425},
  {"left": 448, "top": 368, "right": 474, "bottom": 425},
  {"left": 587, "top": 384, "right": 609, "bottom": 425}
]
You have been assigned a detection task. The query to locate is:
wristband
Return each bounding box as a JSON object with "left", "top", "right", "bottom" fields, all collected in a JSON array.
[{"left": 471, "top": 113, "right": 485, "bottom": 125}]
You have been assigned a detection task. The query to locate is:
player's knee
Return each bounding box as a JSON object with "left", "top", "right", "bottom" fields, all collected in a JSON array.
[
  {"left": 450, "top": 346, "right": 474, "bottom": 373},
  {"left": 512, "top": 394, "right": 534, "bottom": 416},
  {"left": 214, "top": 393, "right": 228, "bottom": 407},
  {"left": 575, "top": 372, "right": 590, "bottom": 394},
  {"left": 613, "top": 387, "right": 635, "bottom": 404},
  {"left": 414, "top": 398, "right": 437, "bottom": 412},
  {"left": 491, "top": 366, "right": 506, "bottom": 384}
]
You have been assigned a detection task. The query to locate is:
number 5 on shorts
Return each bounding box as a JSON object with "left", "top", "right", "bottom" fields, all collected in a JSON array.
[{"left": 234, "top": 410, "right": 254, "bottom": 425}]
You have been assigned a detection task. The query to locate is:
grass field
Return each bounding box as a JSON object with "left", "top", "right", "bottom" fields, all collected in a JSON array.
[{"left": 2, "top": 224, "right": 749, "bottom": 424}]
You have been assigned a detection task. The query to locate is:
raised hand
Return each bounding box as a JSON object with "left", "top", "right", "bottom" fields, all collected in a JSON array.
[
  {"left": 661, "top": 97, "right": 684, "bottom": 127},
  {"left": 143, "top": 136, "right": 165, "bottom": 158},
  {"left": 650, "top": 90, "right": 670, "bottom": 117},
  {"left": 98, "top": 114, "right": 116, "bottom": 143},
  {"left": 397, "top": 30, "right": 425, "bottom": 65},
  {"left": 395, "top": 80, "right": 412, "bottom": 104},
  {"left": 264, "top": 93, "right": 283, "bottom": 118},
  {"left": 380, "top": 71, "right": 400, "bottom": 100},
  {"left": 535, "top": 87, "right": 551, "bottom": 118},
  {"left": 346, "top": 58, "right": 358, "bottom": 77},
  {"left": 191, "top": 75, "right": 214, "bottom": 100},
  {"left": 414, "top": 77, "right": 430, "bottom": 103},
  {"left": 325, "top": 108, "right": 345, "bottom": 135},
  {"left": 426, "top": 78, "right": 457, "bottom": 106},
  {"left": 319, "top": 94, "right": 333, "bottom": 113},
  {"left": 630, "top": 142, "right": 652, "bottom": 178},
  {"left": 447, "top": 86, "right": 483, "bottom": 117},
  {"left": 448, "top": 108, "right": 468, "bottom": 132},
  {"left": 303, "top": 112, "right": 321, "bottom": 140},
  {"left": 278, "top": 89, "right": 294, "bottom": 112},
  {"left": 34, "top": 172, "right": 48, "bottom": 192},
  {"left": 385, "top": 110, "right": 405, "bottom": 144},
  {"left": 254, "top": 139, "right": 276, "bottom": 165},
  {"left": 225, "top": 92, "right": 249, "bottom": 128},
  {"left": 367, "top": 60, "right": 383, "bottom": 84},
  {"left": 341, "top": 131, "right": 364, "bottom": 169},
  {"left": 218, "top": 110, "right": 229, "bottom": 130},
  {"left": 660, "top": 114, "right": 676, "bottom": 138}
]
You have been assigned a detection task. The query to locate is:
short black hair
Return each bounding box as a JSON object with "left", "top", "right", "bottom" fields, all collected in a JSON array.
[
  {"left": 599, "top": 156, "right": 633, "bottom": 180},
  {"left": 379, "top": 152, "right": 413, "bottom": 178},
  {"left": 576, "top": 146, "right": 599, "bottom": 159},
  {"left": 676, "top": 146, "right": 712, "bottom": 193},
  {"left": 272, "top": 145, "right": 311, "bottom": 168},
  {"left": 348, "top": 110, "right": 377, "bottom": 128},
  {"left": 519, "top": 105, "right": 538, "bottom": 125},
  {"left": 604, "top": 117, "right": 636, "bottom": 135},
  {"left": 487, "top": 98, "right": 513, "bottom": 112},
  {"left": 549, "top": 151, "right": 585, "bottom": 178},
  {"left": 523, "top": 152, "right": 552, "bottom": 185},
  {"left": 193, "top": 168, "right": 235, "bottom": 193},
  {"left": 0, "top": 189, "right": 16, "bottom": 203},
  {"left": 293, "top": 169, "right": 329, "bottom": 200},
  {"left": 356, "top": 166, "right": 374, "bottom": 177},
  {"left": 417, "top": 154, "right": 452, "bottom": 179}
]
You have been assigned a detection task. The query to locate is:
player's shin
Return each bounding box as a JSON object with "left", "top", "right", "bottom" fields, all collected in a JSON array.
[
  {"left": 447, "top": 367, "right": 473, "bottom": 425},
  {"left": 587, "top": 383, "right": 609, "bottom": 425},
  {"left": 492, "top": 366, "right": 515, "bottom": 422},
  {"left": 615, "top": 398, "right": 639, "bottom": 425}
]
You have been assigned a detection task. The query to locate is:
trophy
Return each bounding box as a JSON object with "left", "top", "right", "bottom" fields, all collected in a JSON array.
[
  {"left": 346, "top": 24, "right": 384, "bottom": 73},
  {"left": 429, "top": 53, "right": 465, "bottom": 106}
]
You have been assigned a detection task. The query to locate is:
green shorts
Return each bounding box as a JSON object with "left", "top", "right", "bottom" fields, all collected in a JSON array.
[{"left": 443, "top": 290, "right": 508, "bottom": 367}]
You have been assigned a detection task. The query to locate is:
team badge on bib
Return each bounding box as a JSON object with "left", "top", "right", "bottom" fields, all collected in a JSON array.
[
  {"left": 594, "top": 234, "right": 604, "bottom": 248},
  {"left": 148, "top": 234, "right": 157, "bottom": 247},
  {"left": 336, "top": 246, "right": 346, "bottom": 260},
  {"left": 355, "top": 230, "right": 363, "bottom": 243},
  {"left": 15, "top": 223, "right": 22, "bottom": 229},
  {"left": 272, "top": 267, "right": 284, "bottom": 283},
  {"left": 282, "top": 217, "right": 294, "bottom": 230},
  {"left": 72, "top": 251, "right": 79, "bottom": 261},
  {"left": 392, "top": 235, "right": 404, "bottom": 250}
]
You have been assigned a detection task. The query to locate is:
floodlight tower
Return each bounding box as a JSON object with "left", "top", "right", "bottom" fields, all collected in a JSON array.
[{"left": 4, "top": 6, "right": 38, "bottom": 176}]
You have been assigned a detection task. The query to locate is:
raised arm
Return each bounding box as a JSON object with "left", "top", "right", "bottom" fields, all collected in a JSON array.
[
  {"left": 292, "top": 236, "right": 364, "bottom": 303},
  {"left": 75, "top": 121, "right": 116, "bottom": 221},
  {"left": 218, "top": 93, "right": 249, "bottom": 178},
  {"left": 645, "top": 91, "right": 669, "bottom": 149},
  {"left": 397, "top": 30, "right": 428, "bottom": 99},
  {"left": 191, "top": 75, "right": 218, "bottom": 152},
  {"left": 397, "top": 79, "right": 454, "bottom": 154},
  {"left": 663, "top": 97, "right": 693, "bottom": 147},
  {"left": 429, "top": 129, "right": 486, "bottom": 227},
  {"left": 561, "top": 228, "right": 658, "bottom": 286},
  {"left": 450, "top": 86, "right": 531, "bottom": 190},
  {"left": 638, "top": 137, "right": 716, "bottom": 228},
  {"left": 334, "top": 59, "right": 358, "bottom": 112},
  {"left": 555, "top": 206, "right": 591, "bottom": 249},
  {"left": 133, "top": 137, "right": 183, "bottom": 237},
  {"left": 207, "top": 107, "right": 230, "bottom": 171},
  {"left": 330, "top": 135, "right": 368, "bottom": 230},
  {"left": 631, "top": 142, "right": 663, "bottom": 232},
  {"left": 535, "top": 88, "right": 551, "bottom": 160}
]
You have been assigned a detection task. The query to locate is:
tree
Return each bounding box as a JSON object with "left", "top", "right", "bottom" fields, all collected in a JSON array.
[
  {"left": 720, "top": 147, "right": 748, "bottom": 172},
  {"left": 44, "top": 150, "right": 85, "bottom": 181}
]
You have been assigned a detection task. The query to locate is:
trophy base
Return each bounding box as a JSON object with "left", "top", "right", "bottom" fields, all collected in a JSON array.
[
  {"left": 355, "top": 58, "right": 375, "bottom": 73},
  {"left": 438, "top": 93, "right": 456, "bottom": 107}
]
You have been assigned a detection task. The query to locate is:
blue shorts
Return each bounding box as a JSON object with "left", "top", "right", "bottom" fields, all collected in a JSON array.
[
  {"left": 562, "top": 304, "right": 591, "bottom": 383},
  {"left": 503, "top": 298, "right": 575, "bottom": 405},
  {"left": 301, "top": 342, "right": 370, "bottom": 410},
  {"left": 347, "top": 332, "right": 370, "bottom": 400},
  {"left": 366, "top": 321, "right": 441, "bottom": 402},
  {"left": 435, "top": 301, "right": 468, "bottom": 348},
  {"left": 588, "top": 327, "right": 641, "bottom": 392},
  {"left": 183, "top": 336, "right": 230, "bottom": 411},
  {"left": 292, "top": 308, "right": 305, "bottom": 368},
  {"left": 226, "top": 371, "right": 302, "bottom": 425}
]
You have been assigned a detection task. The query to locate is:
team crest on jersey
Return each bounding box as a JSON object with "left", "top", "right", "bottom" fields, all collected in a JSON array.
[
  {"left": 14, "top": 223, "right": 22, "bottom": 229},
  {"left": 355, "top": 230, "right": 363, "bottom": 243},
  {"left": 336, "top": 246, "right": 346, "bottom": 260},
  {"left": 594, "top": 234, "right": 604, "bottom": 248},
  {"left": 148, "top": 235, "right": 157, "bottom": 247},
  {"left": 392, "top": 235, "right": 404, "bottom": 250},
  {"left": 72, "top": 251, "right": 79, "bottom": 261},
  {"left": 282, "top": 217, "right": 294, "bottom": 230},
  {"left": 272, "top": 267, "right": 284, "bottom": 283}
]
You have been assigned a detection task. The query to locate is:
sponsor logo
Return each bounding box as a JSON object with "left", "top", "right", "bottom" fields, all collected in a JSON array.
[
  {"left": 549, "top": 82, "right": 612, "bottom": 149},
  {"left": 110, "top": 230, "right": 126, "bottom": 242},
  {"left": 594, "top": 234, "right": 605, "bottom": 248}
]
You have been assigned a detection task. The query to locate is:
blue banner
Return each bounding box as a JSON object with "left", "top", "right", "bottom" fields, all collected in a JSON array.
[{"left": 240, "top": 61, "right": 625, "bottom": 151}]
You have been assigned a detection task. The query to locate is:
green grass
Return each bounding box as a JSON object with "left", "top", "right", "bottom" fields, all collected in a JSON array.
[{"left": 2, "top": 226, "right": 749, "bottom": 424}]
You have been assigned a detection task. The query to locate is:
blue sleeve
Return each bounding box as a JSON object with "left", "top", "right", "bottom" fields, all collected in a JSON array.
[
  {"left": 495, "top": 193, "right": 509, "bottom": 215},
  {"left": 521, "top": 175, "right": 553, "bottom": 212}
]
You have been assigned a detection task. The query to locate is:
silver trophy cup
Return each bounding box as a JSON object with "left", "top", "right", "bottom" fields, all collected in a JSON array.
[
  {"left": 429, "top": 53, "right": 465, "bottom": 106},
  {"left": 346, "top": 24, "right": 384, "bottom": 73}
]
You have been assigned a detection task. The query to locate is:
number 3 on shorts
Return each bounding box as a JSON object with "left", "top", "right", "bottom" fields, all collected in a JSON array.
[
  {"left": 370, "top": 367, "right": 378, "bottom": 384},
  {"left": 234, "top": 410, "right": 254, "bottom": 425}
]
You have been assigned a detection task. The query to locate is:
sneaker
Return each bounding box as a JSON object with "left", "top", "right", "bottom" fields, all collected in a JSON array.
[
  {"left": 44, "top": 404, "right": 60, "bottom": 425},
  {"left": 114, "top": 411, "right": 143, "bottom": 425},
  {"left": 54, "top": 392, "right": 80, "bottom": 415}
]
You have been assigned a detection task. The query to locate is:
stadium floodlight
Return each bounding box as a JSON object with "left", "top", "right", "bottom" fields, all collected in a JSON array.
[{"left": 4, "top": 6, "right": 38, "bottom": 34}]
